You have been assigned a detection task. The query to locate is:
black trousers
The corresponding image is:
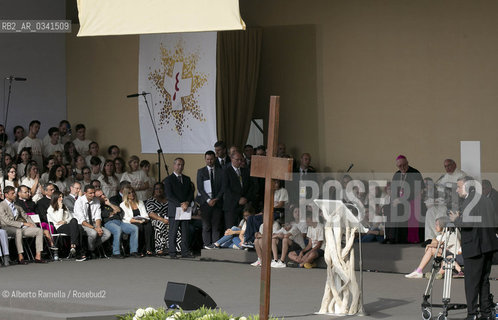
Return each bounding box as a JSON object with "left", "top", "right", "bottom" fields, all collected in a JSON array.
[
  {"left": 168, "top": 217, "right": 189, "bottom": 256},
  {"left": 56, "top": 218, "right": 82, "bottom": 247},
  {"left": 224, "top": 206, "right": 243, "bottom": 230},
  {"left": 200, "top": 203, "right": 222, "bottom": 246},
  {"left": 132, "top": 221, "right": 153, "bottom": 253},
  {"left": 463, "top": 252, "right": 494, "bottom": 316}
]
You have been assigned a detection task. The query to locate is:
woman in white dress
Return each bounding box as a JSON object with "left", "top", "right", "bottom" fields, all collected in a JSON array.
[
  {"left": 20, "top": 161, "right": 43, "bottom": 202},
  {"left": 98, "top": 160, "right": 119, "bottom": 198},
  {"left": 120, "top": 155, "right": 149, "bottom": 201}
]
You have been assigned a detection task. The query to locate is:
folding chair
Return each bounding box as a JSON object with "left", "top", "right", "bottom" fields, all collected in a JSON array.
[{"left": 29, "top": 214, "right": 55, "bottom": 260}]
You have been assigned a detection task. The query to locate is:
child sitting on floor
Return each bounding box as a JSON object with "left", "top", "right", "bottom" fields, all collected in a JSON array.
[
  {"left": 288, "top": 210, "right": 325, "bottom": 269},
  {"left": 250, "top": 219, "right": 281, "bottom": 267},
  {"left": 211, "top": 204, "right": 255, "bottom": 249}
]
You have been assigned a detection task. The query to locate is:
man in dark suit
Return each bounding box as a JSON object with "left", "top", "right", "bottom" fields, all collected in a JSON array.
[
  {"left": 482, "top": 179, "right": 498, "bottom": 224},
  {"left": 16, "top": 185, "right": 37, "bottom": 214},
  {"left": 35, "top": 183, "right": 58, "bottom": 223},
  {"left": 197, "top": 151, "right": 224, "bottom": 249},
  {"left": 450, "top": 176, "right": 498, "bottom": 320},
  {"left": 222, "top": 151, "right": 256, "bottom": 229},
  {"left": 214, "top": 140, "right": 230, "bottom": 168},
  {"left": 164, "top": 158, "right": 194, "bottom": 258}
]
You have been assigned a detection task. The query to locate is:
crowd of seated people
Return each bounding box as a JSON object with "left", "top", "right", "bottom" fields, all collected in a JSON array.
[{"left": 0, "top": 120, "right": 492, "bottom": 277}]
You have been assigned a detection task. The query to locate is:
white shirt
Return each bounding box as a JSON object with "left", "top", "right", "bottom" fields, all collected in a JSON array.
[
  {"left": 47, "top": 206, "right": 73, "bottom": 230},
  {"left": 98, "top": 174, "right": 119, "bottom": 198},
  {"left": 274, "top": 188, "right": 289, "bottom": 206},
  {"left": 20, "top": 177, "right": 43, "bottom": 203},
  {"left": 73, "top": 138, "right": 92, "bottom": 157},
  {"left": 437, "top": 169, "right": 466, "bottom": 190},
  {"left": 17, "top": 136, "right": 43, "bottom": 167},
  {"left": 259, "top": 221, "right": 281, "bottom": 235},
  {"left": 73, "top": 195, "right": 101, "bottom": 225},
  {"left": 43, "top": 141, "right": 64, "bottom": 158},
  {"left": 121, "top": 170, "right": 149, "bottom": 201},
  {"left": 275, "top": 223, "right": 305, "bottom": 249},
  {"left": 307, "top": 223, "right": 325, "bottom": 249}
]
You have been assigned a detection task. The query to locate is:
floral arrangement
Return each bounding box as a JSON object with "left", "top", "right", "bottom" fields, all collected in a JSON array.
[{"left": 118, "top": 307, "right": 280, "bottom": 320}]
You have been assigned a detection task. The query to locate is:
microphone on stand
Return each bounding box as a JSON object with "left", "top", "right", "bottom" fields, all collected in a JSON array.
[
  {"left": 126, "top": 91, "right": 149, "bottom": 98},
  {"left": 346, "top": 163, "right": 354, "bottom": 173},
  {"left": 5, "top": 76, "right": 27, "bottom": 81}
]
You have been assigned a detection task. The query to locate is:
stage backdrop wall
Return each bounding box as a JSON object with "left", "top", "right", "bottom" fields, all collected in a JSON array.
[
  {"left": 138, "top": 32, "right": 218, "bottom": 154},
  {"left": 66, "top": 26, "right": 205, "bottom": 181},
  {"left": 0, "top": 0, "right": 66, "bottom": 138}
]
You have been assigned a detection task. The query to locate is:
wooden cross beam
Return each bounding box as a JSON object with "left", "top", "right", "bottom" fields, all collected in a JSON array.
[{"left": 250, "top": 96, "right": 293, "bottom": 320}]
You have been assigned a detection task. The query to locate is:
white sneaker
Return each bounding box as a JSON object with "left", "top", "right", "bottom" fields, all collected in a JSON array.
[
  {"left": 251, "top": 259, "right": 261, "bottom": 267},
  {"left": 275, "top": 260, "right": 286, "bottom": 268},
  {"left": 405, "top": 270, "right": 423, "bottom": 278},
  {"left": 270, "top": 260, "right": 279, "bottom": 268}
]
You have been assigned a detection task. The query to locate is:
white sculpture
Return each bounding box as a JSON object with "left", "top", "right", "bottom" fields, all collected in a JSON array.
[{"left": 314, "top": 200, "right": 368, "bottom": 316}]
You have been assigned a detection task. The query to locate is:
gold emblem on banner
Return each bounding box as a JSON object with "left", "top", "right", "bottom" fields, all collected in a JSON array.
[{"left": 148, "top": 39, "right": 208, "bottom": 135}]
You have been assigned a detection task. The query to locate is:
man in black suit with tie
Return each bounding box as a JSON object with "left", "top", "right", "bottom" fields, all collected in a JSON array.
[
  {"left": 164, "top": 158, "right": 194, "bottom": 258},
  {"left": 450, "top": 176, "right": 498, "bottom": 320},
  {"left": 197, "top": 151, "right": 224, "bottom": 249},
  {"left": 214, "top": 140, "right": 230, "bottom": 168},
  {"left": 222, "top": 151, "right": 256, "bottom": 229}
]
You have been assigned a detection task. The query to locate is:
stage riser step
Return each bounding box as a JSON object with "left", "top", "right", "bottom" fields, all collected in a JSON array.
[{"left": 200, "top": 243, "right": 498, "bottom": 277}]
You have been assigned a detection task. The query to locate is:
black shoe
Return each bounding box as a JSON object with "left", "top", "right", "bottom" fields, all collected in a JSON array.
[
  {"left": 75, "top": 255, "right": 87, "bottom": 262},
  {"left": 204, "top": 244, "right": 216, "bottom": 250},
  {"left": 479, "top": 312, "right": 493, "bottom": 320},
  {"left": 130, "top": 253, "right": 143, "bottom": 258},
  {"left": 112, "top": 254, "right": 124, "bottom": 259},
  {"left": 181, "top": 253, "right": 195, "bottom": 259},
  {"left": 465, "top": 315, "right": 477, "bottom": 320},
  {"left": 169, "top": 254, "right": 178, "bottom": 259}
]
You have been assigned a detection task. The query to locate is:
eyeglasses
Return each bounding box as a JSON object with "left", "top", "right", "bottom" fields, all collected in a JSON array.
[{"left": 83, "top": 171, "right": 91, "bottom": 174}]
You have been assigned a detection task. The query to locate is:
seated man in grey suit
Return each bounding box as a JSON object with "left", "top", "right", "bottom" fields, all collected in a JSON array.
[
  {"left": 0, "top": 186, "right": 45, "bottom": 264},
  {"left": 64, "top": 181, "right": 82, "bottom": 214},
  {"left": 73, "top": 185, "right": 111, "bottom": 258}
]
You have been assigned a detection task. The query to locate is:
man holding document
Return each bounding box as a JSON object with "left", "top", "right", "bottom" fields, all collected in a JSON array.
[
  {"left": 197, "top": 150, "right": 224, "bottom": 249},
  {"left": 164, "top": 158, "right": 194, "bottom": 258}
]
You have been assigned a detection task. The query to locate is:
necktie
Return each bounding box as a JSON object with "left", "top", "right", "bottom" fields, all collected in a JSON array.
[
  {"left": 9, "top": 202, "right": 17, "bottom": 219},
  {"left": 178, "top": 175, "right": 183, "bottom": 184},
  {"left": 236, "top": 168, "right": 243, "bottom": 187},
  {"left": 87, "top": 202, "right": 93, "bottom": 225},
  {"left": 221, "top": 159, "right": 225, "bottom": 166},
  {"left": 209, "top": 168, "right": 214, "bottom": 194}
]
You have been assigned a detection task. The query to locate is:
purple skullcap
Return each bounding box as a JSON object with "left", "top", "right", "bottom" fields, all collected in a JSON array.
[{"left": 396, "top": 155, "right": 407, "bottom": 161}]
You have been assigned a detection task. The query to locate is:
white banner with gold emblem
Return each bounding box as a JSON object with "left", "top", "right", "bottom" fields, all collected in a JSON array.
[{"left": 138, "top": 32, "right": 217, "bottom": 154}]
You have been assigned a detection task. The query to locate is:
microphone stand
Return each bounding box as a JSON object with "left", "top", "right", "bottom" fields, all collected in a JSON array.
[
  {"left": 141, "top": 94, "right": 169, "bottom": 181},
  {"left": 1, "top": 77, "right": 14, "bottom": 172}
]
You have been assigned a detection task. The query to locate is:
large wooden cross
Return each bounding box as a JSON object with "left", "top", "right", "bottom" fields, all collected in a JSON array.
[{"left": 250, "top": 96, "right": 294, "bottom": 320}]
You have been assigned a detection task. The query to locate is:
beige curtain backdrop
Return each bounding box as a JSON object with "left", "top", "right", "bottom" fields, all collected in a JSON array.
[{"left": 216, "top": 28, "right": 262, "bottom": 148}]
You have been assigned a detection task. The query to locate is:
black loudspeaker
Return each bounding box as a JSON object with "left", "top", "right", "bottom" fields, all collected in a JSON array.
[{"left": 164, "top": 282, "right": 217, "bottom": 310}]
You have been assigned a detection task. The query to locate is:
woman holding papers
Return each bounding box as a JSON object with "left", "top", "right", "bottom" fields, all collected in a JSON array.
[{"left": 120, "top": 186, "right": 154, "bottom": 255}]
